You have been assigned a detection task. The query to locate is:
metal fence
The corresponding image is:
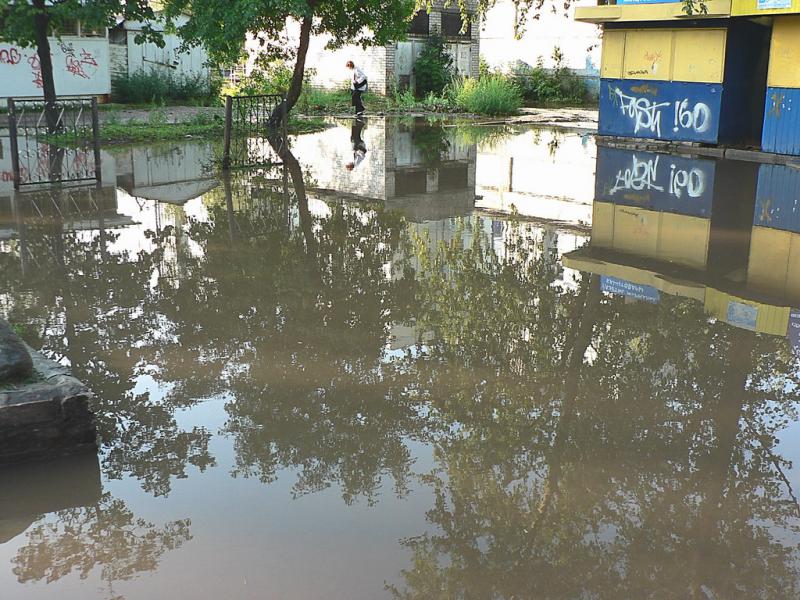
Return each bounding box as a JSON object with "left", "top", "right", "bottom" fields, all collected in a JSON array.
[
  {"left": 7, "top": 97, "right": 101, "bottom": 189},
  {"left": 222, "top": 94, "right": 288, "bottom": 170}
]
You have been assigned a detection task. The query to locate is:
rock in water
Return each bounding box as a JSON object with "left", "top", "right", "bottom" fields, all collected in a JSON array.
[{"left": 0, "top": 320, "right": 33, "bottom": 381}]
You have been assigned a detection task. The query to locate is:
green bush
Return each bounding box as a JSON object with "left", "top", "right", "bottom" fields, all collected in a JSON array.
[
  {"left": 413, "top": 34, "right": 454, "bottom": 98},
  {"left": 511, "top": 48, "right": 587, "bottom": 106},
  {"left": 448, "top": 75, "right": 522, "bottom": 116},
  {"left": 113, "top": 69, "right": 211, "bottom": 104}
]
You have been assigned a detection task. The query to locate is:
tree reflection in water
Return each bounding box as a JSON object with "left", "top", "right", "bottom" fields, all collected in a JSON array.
[
  {"left": 390, "top": 218, "right": 800, "bottom": 599},
  {"left": 2, "top": 141, "right": 800, "bottom": 598},
  {"left": 12, "top": 493, "right": 191, "bottom": 599}
]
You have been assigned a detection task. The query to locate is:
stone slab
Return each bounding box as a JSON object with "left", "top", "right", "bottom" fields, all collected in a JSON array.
[{"left": 0, "top": 343, "right": 97, "bottom": 464}]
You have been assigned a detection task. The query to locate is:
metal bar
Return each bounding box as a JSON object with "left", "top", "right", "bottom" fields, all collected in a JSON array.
[
  {"left": 222, "top": 95, "right": 233, "bottom": 170},
  {"left": 91, "top": 97, "right": 102, "bottom": 184},
  {"left": 8, "top": 98, "right": 22, "bottom": 191}
]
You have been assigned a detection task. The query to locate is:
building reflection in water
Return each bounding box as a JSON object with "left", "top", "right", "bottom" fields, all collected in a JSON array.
[
  {"left": 0, "top": 123, "right": 799, "bottom": 599},
  {"left": 565, "top": 143, "right": 800, "bottom": 347}
]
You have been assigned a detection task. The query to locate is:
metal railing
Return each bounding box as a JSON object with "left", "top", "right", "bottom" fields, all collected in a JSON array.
[
  {"left": 222, "top": 94, "right": 288, "bottom": 170},
  {"left": 7, "top": 97, "right": 101, "bottom": 189}
]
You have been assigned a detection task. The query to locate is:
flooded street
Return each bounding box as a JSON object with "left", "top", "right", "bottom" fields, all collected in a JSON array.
[{"left": 1, "top": 118, "right": 799, "bottom": 599}]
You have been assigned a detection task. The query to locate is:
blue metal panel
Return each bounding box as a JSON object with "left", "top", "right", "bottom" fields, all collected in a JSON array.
[
  {"left": 600, "top": 276, "right": 660, "bottom": 303},
  {"left": 595, "top": 146, "right": 715, "bottom": 217},
  {"left": 727, "top": 301, "right": 758, "bottom": 331},
  {"left": 599, "top": 79, "right": 723, "bottom": 143},
  {"left": 762, "top": 87, "right": 800, "bottom": 156},
  {"left": 754, "top": 163, "right": 800, "bottom": 232},
  {"left": 790, "top": 309, "right": 800, "bottom": 355}
]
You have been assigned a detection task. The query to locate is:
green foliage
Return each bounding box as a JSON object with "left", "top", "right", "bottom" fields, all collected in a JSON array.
[
  {"left": 479, "top": 57, "right": 493, "bottom": 80},
  {"left": 682, "top": 0, "right": 709, "bottom": 15},
  {"left": 511, "top": 47, "right": 587, "bottom": 106},
  {"left": 113, "top": 69, "right": 212, "bottom": 105},
  {"left": 448, "top": 75, "right": 522, "bottom": 116},
  {"left": 164, "top": 0, "right": 416, "bottom": 68},
  {"left": 413, "top": 34, "right": 454, "bottom": 98},
  {"left": 0, "top": 1, "right": 162, "bottom": 50}
]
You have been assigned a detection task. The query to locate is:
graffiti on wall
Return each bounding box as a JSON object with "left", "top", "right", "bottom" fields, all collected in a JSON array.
[
  {"left": 600, "top": 79, "right": 722, "bottom": 143},
  {"left": 0, "top": 40, "right": 109, "bottom": 97},
  {"left": 595, "top": 146, "right": 715, "bottom": 217}
]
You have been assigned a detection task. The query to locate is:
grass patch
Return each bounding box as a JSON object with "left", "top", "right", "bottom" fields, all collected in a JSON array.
[
  {"left": 113, "top": 69, "right": 219, "bottom": 106},
  {"left": 448, "top": 76, "right": 523, "bottom": 116},
  {"left": 46, "top": 111, "right": 328, "bottom": 146}
]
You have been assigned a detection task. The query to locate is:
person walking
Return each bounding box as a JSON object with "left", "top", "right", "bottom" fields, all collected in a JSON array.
[{"left": 346, "top": 61, "right": 367, "bottom": 116}]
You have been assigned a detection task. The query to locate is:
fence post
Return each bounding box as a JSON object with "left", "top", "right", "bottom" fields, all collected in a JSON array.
[
  {"left": 7, "top": 98, "right": 21, "bottom": 191},
  {"left": 282, "top": 95, "right": 288, "bottom": 155},
  {"left": 91, "top": 97, "right": 102, "bottom": 185},
  {"left": 222, "top": 95, "right": 233, "bottom": 170}
]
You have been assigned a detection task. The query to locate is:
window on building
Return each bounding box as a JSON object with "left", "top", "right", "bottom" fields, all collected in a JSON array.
[
  {"left": 441, "top": 12, "right": 471, "bottom": 38},
  {"left": 408, "top": 10, "right": 429, "bottom": 35}
]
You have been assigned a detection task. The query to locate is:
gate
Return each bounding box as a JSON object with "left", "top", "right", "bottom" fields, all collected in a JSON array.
[
  {"left": 6, "top": 97, "right": 101, "bottom": 190},
  {"left": 222, "top": 94, "right": 288, "bottom": 170}
]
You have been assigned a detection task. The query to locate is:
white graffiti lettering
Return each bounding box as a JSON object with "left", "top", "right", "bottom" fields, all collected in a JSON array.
[
  {"left": 610, "top": 155, "right": 663, "bottom": 194},
  {"left": 610, "top": 155, "right": 706, "bottom": 200},
  {"left": 614, "top": 89, "right": 670, "bottom": 137},
  {"left": 669, "top": 163, "right": 705, "bottom": 198},
  {"left": 612, "top": 87, "right": 713, "bottom": 137},
  {"left": 673, "top": 99, "right": 711, "bottom": 134}
]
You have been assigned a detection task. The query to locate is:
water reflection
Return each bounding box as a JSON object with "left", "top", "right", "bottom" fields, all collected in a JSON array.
[{"left": 0, "top": 121, "right": 799, "bottom": 599}]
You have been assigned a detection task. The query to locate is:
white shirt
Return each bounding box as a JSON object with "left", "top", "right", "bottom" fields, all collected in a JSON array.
[{"left": 351, "top": 66, "right": 367, "bottom": 89}]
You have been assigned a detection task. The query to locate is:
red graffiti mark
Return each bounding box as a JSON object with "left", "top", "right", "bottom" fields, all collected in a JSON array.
[
  {"left": 79, "top": 49, "right": 97, "bottom": 66},
  {"left": 0, "top": 48, "right": 21, "bottom": 65},
  {"left": 65, "top": 49, "right": 98, "bottom": 79},
  {"left": 27, "top": 54, "right": 43, "bottom": 88},
  {"left": 65, "top": 55, "right": 90, "bottom": 78}
]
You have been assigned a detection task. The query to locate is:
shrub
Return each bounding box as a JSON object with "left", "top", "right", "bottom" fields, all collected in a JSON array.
[
  {"left": 448, "top": 75, "right": 522, "bottom": 116},
  {"left": 511, "top": 48, "right": 587, "bottom": 106},
  {"left": 113, "top": 69, "right": 210, "bottom": 104},
  {"left": 413, "top": 34, "right": 454, "bottom": 98}
]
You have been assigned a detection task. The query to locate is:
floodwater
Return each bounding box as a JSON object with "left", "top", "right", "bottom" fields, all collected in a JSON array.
[{"left": 1, "top": 117, "right": 799, "bottom": 599}]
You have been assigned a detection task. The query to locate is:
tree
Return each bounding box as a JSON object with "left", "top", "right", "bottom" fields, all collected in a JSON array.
[
  {"left": 0, "top": 1, "right": 161, "bottom": 131},
  {"left": 162, "top": 0, "right": 416, "bottom": 116}
]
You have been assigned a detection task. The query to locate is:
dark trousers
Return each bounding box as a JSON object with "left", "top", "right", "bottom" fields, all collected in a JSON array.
[{"left": 351, "top": 88, "right": 365, "bottom": 113}]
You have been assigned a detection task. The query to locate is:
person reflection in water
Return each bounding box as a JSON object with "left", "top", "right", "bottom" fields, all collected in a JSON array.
[{"left": 346, "top": 118, "right": 367, "bottom": 172}]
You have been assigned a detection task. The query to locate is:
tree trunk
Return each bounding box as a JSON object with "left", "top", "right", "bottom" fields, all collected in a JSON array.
[
  {"left": 271, "top": 14, "right": 313, "bottom": 123},
  {"left": 32, "top": 0, "right": 60, "bottom": 133}
]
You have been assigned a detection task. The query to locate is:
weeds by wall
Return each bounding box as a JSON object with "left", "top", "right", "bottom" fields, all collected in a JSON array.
[{"left": 113, "top": 69, "right": 215, "bottom": 105}]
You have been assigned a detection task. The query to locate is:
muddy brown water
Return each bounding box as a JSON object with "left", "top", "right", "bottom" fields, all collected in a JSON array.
[{"left": 0, "top": 118, "right": 799, "bottom": 599}]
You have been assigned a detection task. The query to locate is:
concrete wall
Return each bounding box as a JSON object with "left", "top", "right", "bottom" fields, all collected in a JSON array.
[
  {"left": 121, "top": 16, "right": 210, "bottom": 85},
  {"left": 481, "top": 0, "right": 601, "bottom": 72},
  {"left": 0, "top": 37, "right": 111, "bottom": 99}
]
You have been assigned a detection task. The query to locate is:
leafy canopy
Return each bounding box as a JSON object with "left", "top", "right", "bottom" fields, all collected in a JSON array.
[
  {"left": 163, "top": 0, "right": 418, "bottom": 66},
  {"left": 0, "top": 0, "right": 162, "bottom": 47}
]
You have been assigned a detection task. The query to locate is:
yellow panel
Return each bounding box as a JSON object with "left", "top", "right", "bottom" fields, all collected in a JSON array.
[
  {"left": 787, "top": 232, "right": 800, "bottom": 302},
  {"left": 732, "top": 0, "right": 800, "bottom": 16},
  {"left": 747, "top": 226, "right": 791, "bottom": 296},
  {"left": 592, "top": 201, "right": 616, "bottom": 247},
  {"left": 756, "top": 304, "right": 792, "bottom": 336},
  {"left": 576, "top": 0, "right": 731, "bottom": 23},
  {"left": 672, "top": 29, "right": 726, "bottom": 83},
  {"left": 601, "top": 30, "right": 626, "bottom": 79},
  {"left": 704, "top": 288, "right": 790, "bottom": 336},
  {"left": 613, "top": 206, "right": 660, "bottom": 257},
  {"left": 623, "top": 30, "right": 673, "bottom": 81},
  {"left": 657, "top": 213, "right": 710, "bottom": 269},
  {"left": 769, "top": 17, "right": 800, "bottom": 88}
]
